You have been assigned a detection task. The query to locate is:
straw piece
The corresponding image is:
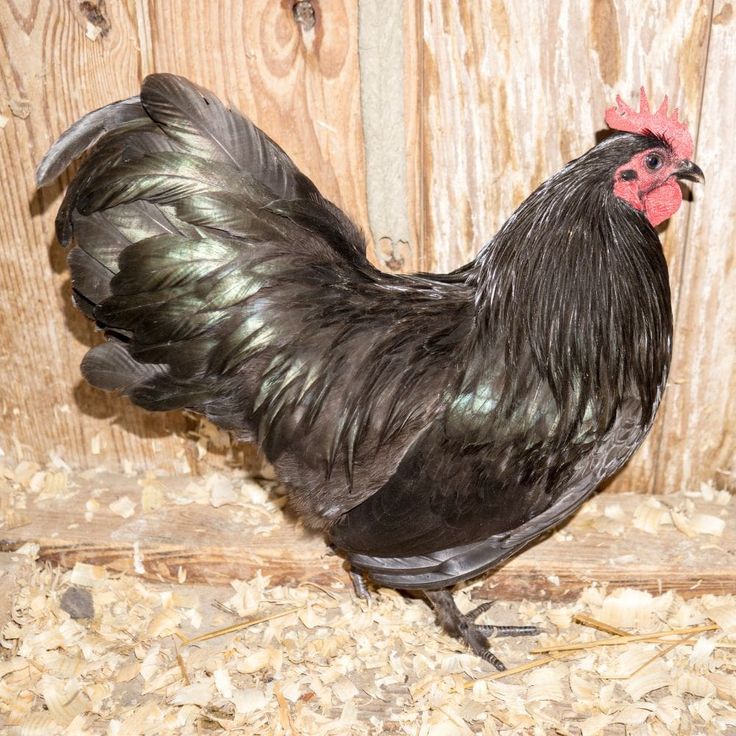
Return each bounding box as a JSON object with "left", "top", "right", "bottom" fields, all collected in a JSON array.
[
  {"left": 531, "top": 624, "right": 718, "bottom": 654},
  {"left": 178, "top": 607, "right": 300, "bottom": 646},
  {"left": 574, "top": 613, "right": 628, "bottom": 637}
]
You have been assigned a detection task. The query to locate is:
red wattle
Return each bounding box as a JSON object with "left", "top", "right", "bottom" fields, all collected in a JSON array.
[{"left": 644, "top": 179, "right": 682, "bottom": 227}]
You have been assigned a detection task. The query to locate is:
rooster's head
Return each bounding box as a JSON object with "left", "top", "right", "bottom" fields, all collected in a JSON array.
[{"left": 605, "top": 88, "right": 703, "bottom": 227}]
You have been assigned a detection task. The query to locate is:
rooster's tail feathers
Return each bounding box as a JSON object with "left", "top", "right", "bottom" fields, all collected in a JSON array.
[
  {"left": 37, "top": 73, "right": 367, "bottom": 422},
  {"left": 35, "top": 96, "right": 144, "bottom": 189}
]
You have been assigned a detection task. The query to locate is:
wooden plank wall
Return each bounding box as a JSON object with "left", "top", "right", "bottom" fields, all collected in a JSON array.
[{"left": 1, "top": 0, "right": 733, "bottom": 494}]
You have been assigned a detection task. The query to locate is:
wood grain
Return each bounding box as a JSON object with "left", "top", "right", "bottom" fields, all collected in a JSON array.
[
  {"left": 0, "top": 0, "right": 190, "bottom": 471},
  {"left": 1, "top": 472, "right": 732, "bottom": 601},
  {"left": 654, "top": 0, "right": 736, "bottom": 494}
]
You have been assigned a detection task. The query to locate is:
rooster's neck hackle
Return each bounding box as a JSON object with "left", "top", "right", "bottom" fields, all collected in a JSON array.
[{"left": 470, "top": 136, "right": 673, "bottom": 443}]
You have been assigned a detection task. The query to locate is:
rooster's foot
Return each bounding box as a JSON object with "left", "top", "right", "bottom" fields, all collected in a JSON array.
[{"left": 424, "top": 589, "right": 541, "bottom": 670}]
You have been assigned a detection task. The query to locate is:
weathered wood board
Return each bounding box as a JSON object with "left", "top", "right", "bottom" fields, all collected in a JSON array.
[
  {"left": 0, "top": 1, "right": 191, "bottom": 471},
  {"left": 654, "top": 0, "right": 736, "bottom": 496},
  {"left": 1, "top": 471, "right": 733, "bottom": 601},
  {"left": 0, "top": 0, "right": 733, "bottom": 495}
]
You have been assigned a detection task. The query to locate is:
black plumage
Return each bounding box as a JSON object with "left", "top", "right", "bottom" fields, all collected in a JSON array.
[{"left": 37, "top": 75, "right": 702, "bottom": 668}]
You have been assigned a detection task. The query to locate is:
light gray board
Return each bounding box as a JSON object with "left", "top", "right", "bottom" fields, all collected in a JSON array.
[{"left": 358, "top": 0, "right": 412, "bottom": 268}]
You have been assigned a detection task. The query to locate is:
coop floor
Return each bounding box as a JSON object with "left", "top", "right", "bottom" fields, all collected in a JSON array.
[{"left": 0, "top": 461, "right": 735, "bottom": 734}]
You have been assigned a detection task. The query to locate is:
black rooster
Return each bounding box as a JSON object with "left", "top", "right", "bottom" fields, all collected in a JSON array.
[{"left": 37, "top": 77, "right": 702, "bottom": 669}]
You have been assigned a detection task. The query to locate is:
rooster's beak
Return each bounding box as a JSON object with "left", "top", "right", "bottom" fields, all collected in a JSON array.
[{"left": 675, "top": 160, "right": 704, "bottom": 184}]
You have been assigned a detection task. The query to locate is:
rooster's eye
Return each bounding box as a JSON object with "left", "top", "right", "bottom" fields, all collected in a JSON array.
[{"left": 644, "top": 153, "right": 663, "bottom": 171}]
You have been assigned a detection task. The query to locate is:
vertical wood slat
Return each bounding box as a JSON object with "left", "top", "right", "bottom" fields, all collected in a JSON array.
[
  {"left": 358, "top": 0, "right": 412, "bottom": 272},
  {"left": 655, "top": 0, "right": 736, "bottom": 493},
  {"left": 0, "top": 0, "right": 189, "bottom": 470},
  {"left": 417, "top": 0, "right": 722, "bottom": 493},
  {"left": 403, "top": 2, "right": 426, "bottom": 272}
]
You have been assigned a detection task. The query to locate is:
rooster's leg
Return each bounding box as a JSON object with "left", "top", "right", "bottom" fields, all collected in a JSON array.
[
  {"left": 424, "top": 589, "right": 541, "bottom": 670},
  {"left": 349, "top": 570, "right": 372, "bottom": 602}
]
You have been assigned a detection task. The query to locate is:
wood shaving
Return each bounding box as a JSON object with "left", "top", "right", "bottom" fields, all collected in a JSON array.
[
  {"left": 85, "top": 21, "right": 102, "bottom": 41},
  {"left": 632, "top": 497, "right": 670, "bottom": 533},
  {"left": 703, "top": 599, "right": 736, "bottom": 636},
  {"left": 587, "top": 587, "right": 675, "bottom": 630},
  {"left": 140, "top": 479, "right": 165, "bottom": 512},
  {"left": 206, "top": 472, "right": 238, "bottom": 507},
  {"left": 90, "top": 434, "right": 103, "bottom": 455},
  {"left": 2, "top": 564, "right": 727, "bottom": 735},
  {"left": 671, "top": 509, "right": 726, "bottom": 537},
  {"left": 108, "top": 495, "right": 136, "bottom": 519},
  {"left": 69, "top": 562, "right": 107, "bottom": 588}
]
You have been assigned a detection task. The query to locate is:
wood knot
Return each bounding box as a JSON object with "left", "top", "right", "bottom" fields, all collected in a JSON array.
[
  {"left": 378, "top": 237, "right": 408, "bottom": 272},
  {"left": 292, "top": 1, "right": 316, "bottom": 32},
  {"left": 79, "top": 0, "right": 111, "bottom": 38}
]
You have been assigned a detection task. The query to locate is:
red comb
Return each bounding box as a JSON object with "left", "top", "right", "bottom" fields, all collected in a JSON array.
[{"left": 605, "top": 87, "right": 693, "bottom": 159}]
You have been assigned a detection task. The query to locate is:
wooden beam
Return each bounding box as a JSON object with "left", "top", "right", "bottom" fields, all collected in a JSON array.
[{"left": 1, "top": 472, "right": 732, "bottom": 601}]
